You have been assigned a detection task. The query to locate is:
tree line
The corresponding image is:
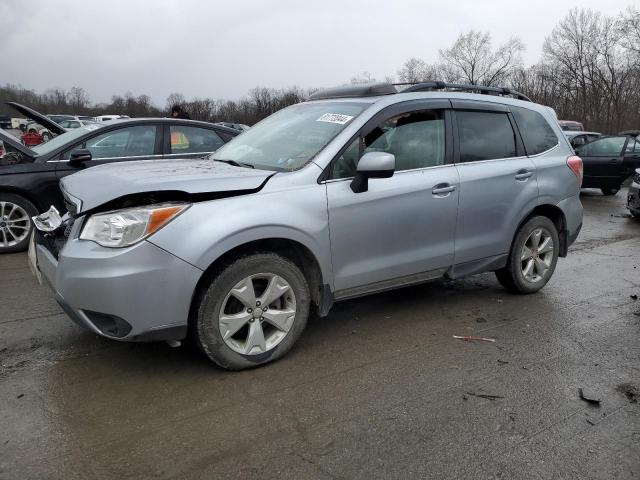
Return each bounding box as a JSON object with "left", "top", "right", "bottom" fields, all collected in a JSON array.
[{"left": 1, "top": 6, "right": 638, "bottom": 133}]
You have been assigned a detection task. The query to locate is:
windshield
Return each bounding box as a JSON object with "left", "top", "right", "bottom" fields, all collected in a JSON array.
[
  {"left": 209, "top": 102, "right": 369, "bottom": 171},
  {"left": 31, "top": 124, "right": 103, "bottom": 155}
]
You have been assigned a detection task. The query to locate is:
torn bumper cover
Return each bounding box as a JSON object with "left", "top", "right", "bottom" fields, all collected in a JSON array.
[{"left": 31, "top": 215, "right": 202, "bottom": 342}]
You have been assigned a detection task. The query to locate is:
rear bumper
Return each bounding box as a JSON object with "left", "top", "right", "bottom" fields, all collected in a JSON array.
[{"left": 35, "top": 225, "right": 202, "bottom": 342}]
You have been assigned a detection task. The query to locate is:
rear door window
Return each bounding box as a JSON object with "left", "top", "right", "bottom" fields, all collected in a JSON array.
[
  {"left": 455, "top": 111, "right": 517, "bottom": 162},
  {"left": 169, "top": 126, "right": 224, "bottom": 154},
  {"left": 511, "top": 106, "right": 558, "bottom": 155}
]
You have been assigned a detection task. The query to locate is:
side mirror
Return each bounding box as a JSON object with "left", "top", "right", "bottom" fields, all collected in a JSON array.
[
  {"left": 350, "top": 152, "right": 395, "bottom": 193},
  {"left": 69, "top": 149, "right": 92, "bottom": 166}
]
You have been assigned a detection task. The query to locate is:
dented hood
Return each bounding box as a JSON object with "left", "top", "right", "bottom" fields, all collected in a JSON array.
[{"left": 60, "top": 158, "right": 275, "bottom": 213}]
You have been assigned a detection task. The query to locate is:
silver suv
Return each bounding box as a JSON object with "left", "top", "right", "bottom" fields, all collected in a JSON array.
[{"left": 31, "top": 82, "right": 584, "bottom": 370}]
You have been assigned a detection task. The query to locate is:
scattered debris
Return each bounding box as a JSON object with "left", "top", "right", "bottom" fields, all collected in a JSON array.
[
  {"left": 475, "top": 317, "right": 487, "bottom": 323},
  {"left": 611, "top": 213, "right": 632, "bottom": 218},
  {"left": 579, "top": 388, "right": 601, "bottom": 405},
  {"left": 453, "top": 335, "right": 496, "bottom": 343},
  {"left": 631, "top": 294, "right": 638, "bottom": 300},
  {"left": 586, "top": 418, "right": 597, "bottom": 426},
  {"left": 462, "top": 394, "right": 468, "bottom": 401},
  {"left": 616, "top": 383, "right": 638, "bottom": 403},
  {"left": 497, "top": 299, "right": 503, "bottom": 303},
  {"left": 465, "top": 392, "right": 504, "bottom": 401},
  {"left": 16, "top": 394, "right": 24, "bottom": 399},
  {"left": 497, "top": 359, "right": 509, "bottom": 365},
  {"left": 351, "top": 330, "right": 357, "bottom": 335}
]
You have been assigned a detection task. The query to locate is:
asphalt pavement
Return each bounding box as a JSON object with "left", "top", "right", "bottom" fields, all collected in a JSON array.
[{"left": 1, "top": 188, "right": 639, "bottom": 479}]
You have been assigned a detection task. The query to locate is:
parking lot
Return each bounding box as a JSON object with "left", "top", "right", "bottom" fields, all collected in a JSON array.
[{"left": 0, "top": 189, "right": 638, "bottom": 479}]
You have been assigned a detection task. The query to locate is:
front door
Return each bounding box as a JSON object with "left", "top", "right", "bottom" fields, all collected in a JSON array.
[{"left": 325, "top": 103, "right": 459, "bottom": 297}]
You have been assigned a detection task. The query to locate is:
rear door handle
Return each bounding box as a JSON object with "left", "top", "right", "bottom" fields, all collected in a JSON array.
[
  {"left": 432, "top": 183, "right": 457, "bottom": 196},
  {"left": 515, "top": 170, "right": 533, "bottom": 181}
]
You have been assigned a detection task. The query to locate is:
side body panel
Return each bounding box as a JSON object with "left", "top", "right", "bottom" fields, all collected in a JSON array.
[{"left": 147, "top": 169, "right": 335, "bottom": 290}]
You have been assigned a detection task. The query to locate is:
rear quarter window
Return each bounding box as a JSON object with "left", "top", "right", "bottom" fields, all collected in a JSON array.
[{"left": 511, "top": 106, "right": 558, "bottom": 155}]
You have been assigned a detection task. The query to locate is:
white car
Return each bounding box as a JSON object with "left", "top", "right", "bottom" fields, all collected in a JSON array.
[
  {"left": 95, "top": 115, "right": 130, "bottom": 122},
  {"left": 57, "top": 119, "right": 101, "bottom": 129}
]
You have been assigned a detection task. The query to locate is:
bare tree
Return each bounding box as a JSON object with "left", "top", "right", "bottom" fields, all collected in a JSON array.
[
  {"left": 349, "top": 71, "right": 376, "bottom": 84},
  {"left": 396, "top": 58, "right": 438, "bottom": 83},
  {"left": 439, "top": 30, "right": 524, "bottom": 86}
]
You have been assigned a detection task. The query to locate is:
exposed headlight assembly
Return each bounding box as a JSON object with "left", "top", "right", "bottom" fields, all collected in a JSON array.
[{"left": 80, "top": 203, "right": 189, "bottom": 248}]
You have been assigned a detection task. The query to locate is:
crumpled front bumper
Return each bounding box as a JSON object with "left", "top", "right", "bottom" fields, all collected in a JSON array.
[{"left": 33, "top": 217, "right": 203, "bottom": 342}]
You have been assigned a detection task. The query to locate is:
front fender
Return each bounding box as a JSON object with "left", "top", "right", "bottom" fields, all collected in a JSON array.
[{"left": 147, "top": 186, "right": 334, "bottom": 289}]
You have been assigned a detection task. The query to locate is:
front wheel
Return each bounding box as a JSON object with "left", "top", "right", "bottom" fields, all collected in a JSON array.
[
  {"left": 601, "top": 187, "right": 619, "bottom": 196},
  {"left": 495, "top": 216, "right": 559, "bottom": 294},
  {"left": 0, "top": 193, "right": 37, "bottom": 253},
  {"left": 194, "top": 253, "right": 310, "bottom": 370}
]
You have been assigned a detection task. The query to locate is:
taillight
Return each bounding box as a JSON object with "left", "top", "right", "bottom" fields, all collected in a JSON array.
[{"left": 567, "top": 155, "right": 583, "bottom": 186}]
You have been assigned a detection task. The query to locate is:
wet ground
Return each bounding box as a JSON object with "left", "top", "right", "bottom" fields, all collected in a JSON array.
[{"left": 1, "top": 189, "right": 639, "bottom": 479}]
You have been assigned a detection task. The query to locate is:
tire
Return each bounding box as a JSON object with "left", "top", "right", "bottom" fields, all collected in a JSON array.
[
  {"left": 0, "top": 193, "right": 37, "bottom": 253},
  {"left": 41, "top": 132, "right": 52, "bottom": 142},
  {"left": 601, "top": 187, "right": 619, "bottom": 196},
  {"left": 495, "top": 216, "right": 560, "bottom": 294},
  {"left": 194, "top": 253, "right": 310, "bottom": 370}
]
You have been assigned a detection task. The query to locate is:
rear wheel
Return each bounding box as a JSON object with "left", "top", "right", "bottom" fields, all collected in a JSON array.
[
  {"left": 194, "top": 253, "right": 310, "bottom": 370},
  {"left": 601, "top": 187, "right": 619, "bottom": 196},
  {"left": 495, "top": 216, "right": 559, "bottom": 294},
  {"left": 0, "top": 193, "right": 37, "bottom": 253}
]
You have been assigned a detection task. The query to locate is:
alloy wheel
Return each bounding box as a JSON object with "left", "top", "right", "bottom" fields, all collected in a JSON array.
[
  {"left": 218, "top": 273, "right": 297, "bottom": 355},
  {"left": 520, "top": 228, "right": 554, "bottom": 283},
  {"left": 0, "top": 201, "right": 31, "bottom": 248}
]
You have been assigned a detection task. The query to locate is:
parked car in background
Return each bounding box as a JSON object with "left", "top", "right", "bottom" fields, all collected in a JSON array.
[
  {"left": 30, "top": 81, "right": 583, "bottom": 369},
  {"left": 21, "top": 121, "right": 56, "bottom": 146},
  {"left": 0, "top": 115, "right": 11, "bottom": 130},
  {"left": 0, "top": 111, "right": 239, "bottom": 253},
  {"left": 559, "top": 120, "right": 585, "bottom": 131},
  {"left": 49, "top": 114, "right": 97, "bottom": 125},
  {"left": 574, "top": 135, "right": 640, "bottom": 195},
  {"left": 215, "top": 122, "right": 250, "bottom": 132},
  {"left": 564, "top": 131, "right": 602, "bottom": 149},
  {"left": 57, "top": 118, "right": 100, "bottom": 129},
  {"left": 628, "top": 168, "right": 640, "bottom": 218},
  {"left": 95, "top": 115, "right": 130, "bottom": 122}
]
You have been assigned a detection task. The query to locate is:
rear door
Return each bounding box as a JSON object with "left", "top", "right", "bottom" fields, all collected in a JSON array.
[
  {"left": 56, "top": 123, "right": 162, "bottom": 179},
  {"left": 163, "top": 124, "right": 227, "bottom": 159},
  {"left": 575, "top": 136, "right": 628, "bottom": 187},
  {"left": 452, "top": 101, "right": 539, "bottom": 265}
]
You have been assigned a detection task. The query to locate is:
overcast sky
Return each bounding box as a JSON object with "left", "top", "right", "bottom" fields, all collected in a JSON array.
[{"left": 0, "top": 0, "right": 633, "bottom": 105}]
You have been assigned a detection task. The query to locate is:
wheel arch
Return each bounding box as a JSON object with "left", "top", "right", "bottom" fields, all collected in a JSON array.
[
  {"left": 514, "top": 204, "right": 568, "bottom": 257},
  {"left": 0, "top": 186, "right": 44, "bottom": 211},
  {"left": 189, "top": 237, "right": 330, "bottom": 332}
]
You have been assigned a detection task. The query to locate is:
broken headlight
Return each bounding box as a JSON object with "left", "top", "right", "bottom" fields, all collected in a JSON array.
[{"left": 80, "top": 203, "right": 190, "bottom": 248}]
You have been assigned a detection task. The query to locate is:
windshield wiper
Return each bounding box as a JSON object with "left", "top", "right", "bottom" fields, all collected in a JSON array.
[{"left": 213, "top": 158, "right": 255, "bottom": 169}]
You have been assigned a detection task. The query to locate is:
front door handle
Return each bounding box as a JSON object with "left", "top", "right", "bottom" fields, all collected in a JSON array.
[
  {"left": 515, "top": 170, "right": 533, "bottom": 181},
  {"left": 432, "top": 183, "right": 457, "bottom": 196}
]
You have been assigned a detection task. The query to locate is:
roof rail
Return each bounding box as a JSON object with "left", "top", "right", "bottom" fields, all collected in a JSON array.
[
  {"left": 395, "top": 81, "right": 532, "bottom": 102},
  {"left": 308, "top": 83, "right": 397, "bottom": 101}
]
